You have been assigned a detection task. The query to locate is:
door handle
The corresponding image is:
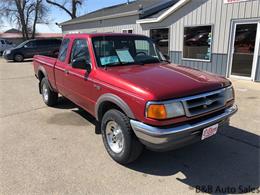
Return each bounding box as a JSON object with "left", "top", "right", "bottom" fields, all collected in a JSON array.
[
  {"left": 94, "top": 84, "right": 101, "bottom": 90},
  {"left": 64, "top": 69, "right": 69, "bottom": 74}
]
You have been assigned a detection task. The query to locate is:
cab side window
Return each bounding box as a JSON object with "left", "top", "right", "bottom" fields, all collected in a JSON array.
[
  {"left": 58, "top": 39, "right": 70, "bottom": 62},
  {"left": 70, "top": 39, "right": 90, "bottom": 65}
]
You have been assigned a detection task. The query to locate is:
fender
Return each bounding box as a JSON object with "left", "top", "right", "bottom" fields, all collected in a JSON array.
[
  {"left": 95, "top": 93, "right": 136, "bottom": 121},
  {"left": 37, "top": 65, "right": 48, "bottom": 80},
  {"left": 37, "top": 65, "right": 55, "bottom": 92}
]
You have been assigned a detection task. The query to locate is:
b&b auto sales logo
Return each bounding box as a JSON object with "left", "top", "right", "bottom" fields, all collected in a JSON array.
[{"left": 189, "top": 185, "right": 260, "bottom": 194}]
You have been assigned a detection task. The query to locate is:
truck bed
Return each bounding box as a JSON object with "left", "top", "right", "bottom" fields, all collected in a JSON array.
[{"left": 33, "top": 55, "right": 57, "bottom": 91}]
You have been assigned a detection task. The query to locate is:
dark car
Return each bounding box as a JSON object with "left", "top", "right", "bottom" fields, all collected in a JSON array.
[{"left": 3, "top": 39, "right": 61, "bottom": 62}]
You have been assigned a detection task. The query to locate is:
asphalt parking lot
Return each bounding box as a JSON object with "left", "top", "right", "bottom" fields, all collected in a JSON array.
[{"left": 0, "top": 57, "right": 259, "bottom": 195}]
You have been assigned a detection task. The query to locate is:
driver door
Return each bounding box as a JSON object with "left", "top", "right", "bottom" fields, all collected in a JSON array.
[{"left": 63, "top": 39, "right": 95, "bottom": 112}]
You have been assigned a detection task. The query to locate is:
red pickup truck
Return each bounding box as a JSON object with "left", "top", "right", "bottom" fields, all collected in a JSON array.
[{"left": 33, "top": 33, "right": 237, "bottom": 164}]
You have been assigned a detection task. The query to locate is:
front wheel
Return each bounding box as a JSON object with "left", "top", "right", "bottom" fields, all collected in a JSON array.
[
  {"left": 41, "top": 78, "right": 58, "bottom": 106},
  {"left": 101, "top": 109, "right": 143, "bottom": 164},
  {"left": 14, "top": 54, "right": 24, "bottom": 62}
]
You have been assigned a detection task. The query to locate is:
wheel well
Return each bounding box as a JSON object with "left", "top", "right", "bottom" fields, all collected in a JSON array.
[
  {"left": 98, "top": 101, "right": 125, "bottom": 121},
  {"left": 38, "top": 71, "right": 45, "bottom": 82},
  {"left": 38, "top": 70, "right": 45, "bottom": 94}
]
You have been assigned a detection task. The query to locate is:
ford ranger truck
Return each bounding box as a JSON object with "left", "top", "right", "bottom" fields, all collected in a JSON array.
[{"left": 33, "top": 33, "right": 237, "bottom": 164}]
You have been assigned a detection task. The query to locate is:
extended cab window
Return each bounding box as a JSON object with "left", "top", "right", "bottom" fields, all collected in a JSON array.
[
  {"left": 58, "top": 39, "right": 70, "bottom": 62},
  {"left": 70, "top": 39, "right": 90, "bottom": 64}
]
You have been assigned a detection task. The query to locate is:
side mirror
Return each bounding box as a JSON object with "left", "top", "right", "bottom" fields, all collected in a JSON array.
[
  {"left": 71, "top": 58, "right": 91, "bottom": 73},
  {"left": 85, "top": 63, "right": 91, "bottom": 73}
]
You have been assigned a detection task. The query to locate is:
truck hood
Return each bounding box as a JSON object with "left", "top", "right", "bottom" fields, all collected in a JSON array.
[{"left": 102, "top": 63, "right": 231, "bottom": 100}]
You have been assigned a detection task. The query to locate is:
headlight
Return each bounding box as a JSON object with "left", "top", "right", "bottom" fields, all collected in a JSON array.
[
  {"left": 146, "top": 101, "right": 185, "bottom": 120},
  {"left": 225, "top": 86, "right": 234, "bottom": 103}
]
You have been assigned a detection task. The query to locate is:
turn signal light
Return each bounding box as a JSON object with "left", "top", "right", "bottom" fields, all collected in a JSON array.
[{"left": 146, "top": 104, "right": 167, "bottom": 119}]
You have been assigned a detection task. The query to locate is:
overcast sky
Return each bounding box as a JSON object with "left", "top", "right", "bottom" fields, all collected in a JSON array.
[{"left": 1, "top": 0, "right": 129, "bottom": 33}]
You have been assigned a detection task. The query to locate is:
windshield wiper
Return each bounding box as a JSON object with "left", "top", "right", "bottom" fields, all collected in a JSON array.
[
  {"left": 103, "top": 62, "right": 122, "bottom": 67},
  {"left": 134, "top": 62, "right": 144, "bottom": 65},
  {"left": 161, "top": 59, "right": 170, "bottom": 64},
  {"left": 103, "top": 62, "right": 144, "bottom": 67},
  {"left": 122, "top": 62, "right": 144, "bottom": 66},
  {"left": 137, "top": 60, "right": 160, "bottom": 65}
]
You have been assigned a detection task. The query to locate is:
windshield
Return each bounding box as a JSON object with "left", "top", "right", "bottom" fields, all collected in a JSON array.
[{"left": 92, "top": 36, "right": 165, "bottom": 67}]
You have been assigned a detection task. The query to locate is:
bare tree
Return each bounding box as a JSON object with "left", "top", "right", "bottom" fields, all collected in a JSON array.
[
  {"left": 31, "top": 0, "right": 49, "bottom": 38},
  {"left": 46, "top": 0, "right": 82, "bottom": 19},
  {"left": 0, "top": 7, "right": 4, "bottom": 29},
  {"left": 0, "top": 0, "right": 48, "bottom": 40}
]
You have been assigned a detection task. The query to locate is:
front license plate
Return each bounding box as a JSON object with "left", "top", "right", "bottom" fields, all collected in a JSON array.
[{"left": 201, "top": 124, "right": 218, "bottom": 140}]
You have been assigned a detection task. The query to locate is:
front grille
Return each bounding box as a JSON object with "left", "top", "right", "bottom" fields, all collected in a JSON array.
[{"left": 181, "top": 88, "right": 226, "bottom": 117}]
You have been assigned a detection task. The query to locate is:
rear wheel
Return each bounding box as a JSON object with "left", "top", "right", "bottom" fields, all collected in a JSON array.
[
  {"left": 41, "top": 78, "right": 58, "bottom": 106},
  {"left": 101, "top": 109, "right": 143, "bottom": 164},
  {"left": 14, "top": 54, "right": 24, "bottom": 62}
]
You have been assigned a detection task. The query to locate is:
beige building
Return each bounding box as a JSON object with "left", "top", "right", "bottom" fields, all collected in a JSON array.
[{"left": 61, "top": 0, "right": 260, "bottom": 82}]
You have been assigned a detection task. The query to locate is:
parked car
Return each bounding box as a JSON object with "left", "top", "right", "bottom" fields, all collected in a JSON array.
[
  {"left": 33, "top": 33, "right": 237, "bottom": 164},
  {"left": 3, "top": 39, "right": 61, "bottom": 62},
  {"left": 0, "top": 39, "right": 14, "bottom": 55}
]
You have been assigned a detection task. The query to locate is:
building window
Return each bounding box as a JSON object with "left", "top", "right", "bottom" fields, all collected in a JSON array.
[
  {"left": 183, "top": 25, "right": 212, "bottom": 60},
  {"left": 122, "top": 29, "right": 133, "bottom": 34},
  {"left": 150, "top": 28, "right": 169, "bottom": 55}
]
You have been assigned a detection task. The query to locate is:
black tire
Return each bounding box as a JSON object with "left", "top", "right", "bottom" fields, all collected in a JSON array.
[
  {"left": 40, "top": 78, "right": 58, "bottom": 106},
  {"left": 14, "top": 54, "right": 24, "bottom": 62},
  {"left": 101, "top": 109, "right": 143, "bottom": 164}
]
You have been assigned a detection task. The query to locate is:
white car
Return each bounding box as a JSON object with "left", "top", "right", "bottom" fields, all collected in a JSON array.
[{"left": 0, "top": 39, "right": 15, "bottom": 55}]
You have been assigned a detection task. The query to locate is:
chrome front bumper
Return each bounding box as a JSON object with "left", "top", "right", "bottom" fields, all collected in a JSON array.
[{"left": 130, "top": 105, "right": 238, "bottom": 151}]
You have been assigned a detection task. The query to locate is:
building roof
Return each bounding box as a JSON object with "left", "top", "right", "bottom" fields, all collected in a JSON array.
[
  {"left": 4, "top": 28, "right": 22, "bottom": 33},
  {"left": 139, "top": 0, "right": 179, "bottom": 19},
  {"left": 63, "top": 32, "right": 149, "bottom": 39},
  {"left": 0, "top": 32, "right": 62, "bottom": 39},
  {"left": 136, "top": 0, "right": 190, "bottom": 23},
  {"left": 61, "top": 0, "right": 179, "bottom": 26}
]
